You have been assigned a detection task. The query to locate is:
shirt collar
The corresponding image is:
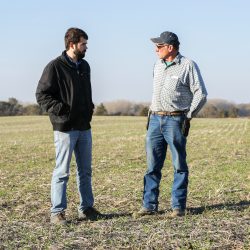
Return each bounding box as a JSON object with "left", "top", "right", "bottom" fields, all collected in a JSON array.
[
  {"left": 161, "top": 52, "right": 182, "bottom": 65},
  {"left": 173, "top": 52, "right": 182, "bottom": 64},
  {"left": 63, "top": 51, "right": 82, "bottom": 68}
]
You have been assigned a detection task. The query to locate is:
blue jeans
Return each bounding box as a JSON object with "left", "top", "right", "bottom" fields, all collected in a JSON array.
[
  {"left": 51, "top": 129, "right": 94, "bottom": 214},
  {"left": 143, "top": 114, "right": 189, "bottom": 211}
]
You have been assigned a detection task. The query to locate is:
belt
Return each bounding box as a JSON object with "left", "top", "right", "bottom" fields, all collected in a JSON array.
[{"left": 151, "top": 111, "right": 184, "bottom": 116}]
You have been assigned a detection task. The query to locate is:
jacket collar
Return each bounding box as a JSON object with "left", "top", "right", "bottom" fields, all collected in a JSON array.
[{"left": 62, "top": 50, "right": 82, "bottom": 69}]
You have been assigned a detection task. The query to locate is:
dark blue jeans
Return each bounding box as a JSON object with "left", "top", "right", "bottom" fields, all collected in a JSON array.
[{"left": 143, "top": 114, "right": 189, "bottom": 211}]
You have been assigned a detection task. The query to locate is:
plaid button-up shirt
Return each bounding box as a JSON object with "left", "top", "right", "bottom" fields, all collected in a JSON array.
[{"left": 150, "top": 53, "right": 207, "bottom": 118}]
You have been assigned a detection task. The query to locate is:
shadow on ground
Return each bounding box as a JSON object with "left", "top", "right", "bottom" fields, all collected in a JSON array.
[{"left": 188, "top": 200, "right": 250, "bottom": 215}]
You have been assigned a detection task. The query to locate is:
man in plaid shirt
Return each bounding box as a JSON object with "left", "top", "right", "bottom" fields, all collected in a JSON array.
[{"left": 134, "top": 31, "right": 207, "bottom": 218}]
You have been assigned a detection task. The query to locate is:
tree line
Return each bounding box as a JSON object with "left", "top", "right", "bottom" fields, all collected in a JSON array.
[
  {"left": 1, "top": 98, "right": 250, "bottom": 117},
  {"left": 0, "top": 98, "right": 44, "bottom": 116}
]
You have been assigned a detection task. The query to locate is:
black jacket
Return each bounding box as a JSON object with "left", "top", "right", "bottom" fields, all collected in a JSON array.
[{"left": 36, "top": 51, "right": 94, "bottom": 131}]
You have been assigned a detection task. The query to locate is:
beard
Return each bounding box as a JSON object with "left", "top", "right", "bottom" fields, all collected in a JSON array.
[{"left": 74, "top": 48, "right": 86, "bottom": 60}]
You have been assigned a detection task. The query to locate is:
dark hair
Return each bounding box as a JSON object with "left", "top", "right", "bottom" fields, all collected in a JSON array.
[{"left": 64, "top": 27, "right": 88, "bottom": 50}]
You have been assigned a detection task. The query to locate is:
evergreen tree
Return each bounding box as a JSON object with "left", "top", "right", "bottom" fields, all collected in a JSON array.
[{"left": 95, "top": 103, "right": 108, "bottom": 116}]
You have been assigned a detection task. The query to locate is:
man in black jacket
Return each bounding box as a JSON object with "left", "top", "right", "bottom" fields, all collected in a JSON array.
[{"left": 36, "top": 27, "right": 101, "bottom": 225}]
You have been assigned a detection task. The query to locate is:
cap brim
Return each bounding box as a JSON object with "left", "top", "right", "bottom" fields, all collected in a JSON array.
[{"left": 150, "top": 37, "right": 163, "bottom": 44}]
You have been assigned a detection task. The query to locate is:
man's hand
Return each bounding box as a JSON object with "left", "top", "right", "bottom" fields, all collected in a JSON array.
[
  {"left": 146, "top": 110, "right": 152, "bottom": 130},
  {"left": 182, "top": 118, "right": 191, "bottom": 137}
]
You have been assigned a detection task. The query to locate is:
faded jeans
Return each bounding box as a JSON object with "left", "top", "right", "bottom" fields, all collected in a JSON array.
[
  {"left": 143, "top": 114, "right": 189, "bottom": 211},
  {"left": 51, "top": 129, "right": 94, "bottom": 214}
]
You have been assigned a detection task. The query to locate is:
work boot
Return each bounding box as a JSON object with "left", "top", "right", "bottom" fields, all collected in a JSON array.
[
  {"left": 50, "top": 212, "right": 67, "bottom": 225},
  {"left": 171, "top": 208, "right": 185, "bottom": 218},
  {"left": 133, "top": 207, "right": 157, "bottom": 219},
  {"left": 78, "top": 207, "right": 102, "bottom": 220}
]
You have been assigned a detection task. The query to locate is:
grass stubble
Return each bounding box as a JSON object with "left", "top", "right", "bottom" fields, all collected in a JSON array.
[{"left": 0, "top": 116, "right": 249, "bottom": 249}]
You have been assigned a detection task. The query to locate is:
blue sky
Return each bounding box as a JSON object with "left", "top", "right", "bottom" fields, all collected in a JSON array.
[{"left": 0, "top": 0, "right": 250, "bottom": 104}]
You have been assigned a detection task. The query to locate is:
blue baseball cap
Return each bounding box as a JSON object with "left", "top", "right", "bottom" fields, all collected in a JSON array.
[{"left": 151, "top": 31, "right": 180, "bottom": 45}]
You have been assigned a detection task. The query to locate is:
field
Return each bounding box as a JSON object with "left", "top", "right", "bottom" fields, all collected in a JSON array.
[{"left": 0, "top": 116, "right": 249, "bottom": 249}]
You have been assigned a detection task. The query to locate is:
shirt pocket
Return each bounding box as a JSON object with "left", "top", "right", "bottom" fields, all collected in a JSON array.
[
  {"left": 161, "top": 75, "right": 180, "bottom": 102},
  {"left": 164, "top": 75, "right": 180, "bottom": 91}
]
